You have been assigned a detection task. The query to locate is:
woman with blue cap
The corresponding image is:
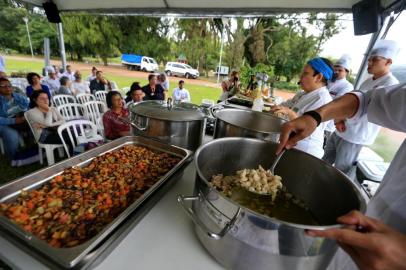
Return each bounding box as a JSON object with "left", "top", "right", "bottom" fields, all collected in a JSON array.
[{"left": 271, "top": 57, "right": 334, "bottom": 158}]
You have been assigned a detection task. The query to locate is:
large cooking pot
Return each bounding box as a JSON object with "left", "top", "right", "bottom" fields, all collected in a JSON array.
[
  {"left": 178, "top": 138, "right": 366, "bottom": 270},
  {"left": 214, "top": 108, "right": 286, "bottom": 142},
  {"left": 130, "top": 100, "right": 206, "bottom": 151}
]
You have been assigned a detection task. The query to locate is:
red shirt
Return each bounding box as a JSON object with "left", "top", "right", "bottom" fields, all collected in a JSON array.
[{"left": 102, "top": 108, "right": 131, "bottom": 140}]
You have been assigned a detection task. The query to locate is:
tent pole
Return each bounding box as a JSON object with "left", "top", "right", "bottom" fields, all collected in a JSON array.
[{"left": 57, "top": 23, "right": 67, "bottom": 73}]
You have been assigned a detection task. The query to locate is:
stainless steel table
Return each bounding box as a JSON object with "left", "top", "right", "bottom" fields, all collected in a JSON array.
[{"left": 0, "top": 162, "right": 224, "bottom": 270}]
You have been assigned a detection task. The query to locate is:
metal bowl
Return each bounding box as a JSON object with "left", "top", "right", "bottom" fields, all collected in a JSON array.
[{"left": 179, "top": 137, "right": 366, "bottom": 270}]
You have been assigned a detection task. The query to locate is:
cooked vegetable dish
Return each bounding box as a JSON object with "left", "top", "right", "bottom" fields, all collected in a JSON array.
[{"left": 0, "top": 145, "right": 180, "bottom": 248}]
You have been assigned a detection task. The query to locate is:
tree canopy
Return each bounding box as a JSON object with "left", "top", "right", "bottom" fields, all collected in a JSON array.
[{"left": 0, "top": 0, "right": 344, "bottom": 82}]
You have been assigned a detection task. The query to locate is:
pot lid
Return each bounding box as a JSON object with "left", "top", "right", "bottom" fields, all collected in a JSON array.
[{"left": 130, "top": 100, "right": 206, "bottom": 121}]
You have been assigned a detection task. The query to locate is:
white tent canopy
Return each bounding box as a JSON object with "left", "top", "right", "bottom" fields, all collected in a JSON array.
[{"left": 19, "top": 0, "right": 401, "bottom": 16}]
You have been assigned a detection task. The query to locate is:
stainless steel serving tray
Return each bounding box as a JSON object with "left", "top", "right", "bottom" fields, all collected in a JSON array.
[{"left": 0, "top": 136, "right": 193, "bottom": 269}]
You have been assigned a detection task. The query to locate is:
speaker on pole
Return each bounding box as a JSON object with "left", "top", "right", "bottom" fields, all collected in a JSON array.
[
  {"left": 352, "top": 0, "right": 381, "bottom": 36},
  {"left": 42, "top": 1, "right": 62, "bottom": 23}
]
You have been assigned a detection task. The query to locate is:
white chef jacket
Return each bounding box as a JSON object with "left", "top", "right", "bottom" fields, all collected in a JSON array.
[
  {"left": 281, "top": 86, "right": 333, "bottom": 158},
  {"left": 335, "top": 72, "right": 399, "bottom": 145},
  {"left": 326, "top": 79, "right": 354, "bottom": 132},
  {"left": 41, "top": 76, "right": 61, "bottom": 95},
  {"left": 328, "top": 82, "right": 406, "bottom": 270}
]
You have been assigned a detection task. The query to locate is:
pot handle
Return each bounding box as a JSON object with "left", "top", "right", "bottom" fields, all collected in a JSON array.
[
  {"left": 130, "top": 117, "right": 149, "bottom": 131},
  {"left": 177, "top": 194, "right": 241, "bottom": 240}
]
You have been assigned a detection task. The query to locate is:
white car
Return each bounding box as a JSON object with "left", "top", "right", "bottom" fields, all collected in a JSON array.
[{"left": 165, "top": 62, "right": 199, "bottom": 79}]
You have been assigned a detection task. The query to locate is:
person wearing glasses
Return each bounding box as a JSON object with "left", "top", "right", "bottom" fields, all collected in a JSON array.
[
  {"left": 0, "top": 77, "right": 29, "bottom": 158},
  {"left": 322, "top": 40, "right": 399, "bottom": 175}
]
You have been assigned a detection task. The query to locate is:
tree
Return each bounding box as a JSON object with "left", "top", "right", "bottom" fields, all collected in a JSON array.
[
  {"left": 62, "top": 14, "right": 122, "bottom": 65},
  {"left": 224, "top": 18, "right": 246, "bottom": 71}
]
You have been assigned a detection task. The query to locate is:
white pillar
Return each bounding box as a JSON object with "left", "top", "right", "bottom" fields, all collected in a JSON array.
[{"left": 57, "top": 23, "right": 67, "bottom": 72}]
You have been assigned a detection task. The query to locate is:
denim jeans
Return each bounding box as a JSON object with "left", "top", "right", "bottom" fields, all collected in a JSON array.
[{"left": 0, "top": 125, "right": 20, "bottom": 158}]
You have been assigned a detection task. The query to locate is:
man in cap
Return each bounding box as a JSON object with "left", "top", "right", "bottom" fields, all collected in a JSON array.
[
  {"left": 322, "top": 40, "right": 399, "bottom": 175},
  {"left": 42, "top": 66, "right": 61, "bottom": 95},
  {"left": 324, "top": 55, "right": 354, "bottom": 137}
]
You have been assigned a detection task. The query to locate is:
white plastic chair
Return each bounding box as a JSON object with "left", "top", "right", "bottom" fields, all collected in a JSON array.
[
  {"left": 57, "top": 103, "right": 87, "bottom": 121},
  {"left": 95, "top": 91, "right": 108, "bottom": 103},
  {"left": 83, "top": 101, "right": 108, "bottom": 135},
  {"left": 76, "top": 93, "right": 96, "bottom": 104},
  {"left": 52, "top": 94, "right": 76, "bottom": 107},
  {"left": 57, "top": 120, "right": 103, "bottom": 158},
  {"left": 24, "top": 112, "right": 64, "bottom": 166}
]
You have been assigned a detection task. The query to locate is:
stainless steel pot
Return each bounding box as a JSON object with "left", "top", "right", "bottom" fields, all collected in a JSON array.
[
  {"left": 130, "top": 100, "right": 206, "bottom": 151},
  {"left": 213, "top": 108, "right": 286, "bottom": 142},
  {"left": 178, "top": 138, "right": 366, "bottom": 270}
]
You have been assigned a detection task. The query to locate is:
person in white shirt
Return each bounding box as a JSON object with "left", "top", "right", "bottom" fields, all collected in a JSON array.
[
  {"left": 42, "top": 66, "right": 61, "bottom": 95},
  {"left": 158, "top": 73, "right": 170, "bottom": 100},
  {"left": 53, "top": 65, "right": 63, "bottom": 79},
  {"left": 325, "top": 55, "right": 354, "bottom": 136},
  {"left": 172, "top": 80, "right": 191, "bottom": 103},
  {"left": 271, "top": 57, "right": 333, "bottom": 158},
  {"left": 62, "top": 65, "right": 75, "bottom": 81},
  {"left": 0, "top": 54, "right": 6, "bottom": 72},
  {"left": 322, "top": 40, "right": 400, "bottom": 175},
  {"left": 87, "top": 66, "right": 98, "bottom": 82},
  {"left": 72, "top": 71, "right": 90, "bottom": 96},
  {"left": 277, "top": 81, "right": 406, "bottom": 270}
]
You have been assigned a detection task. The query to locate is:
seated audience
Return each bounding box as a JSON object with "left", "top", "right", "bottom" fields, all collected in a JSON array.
[
  {"left": 56, "top": 76, "right": 73, "bottom": 96},
  {"left": 0, "top": 71, "right": 26, "bottom": 97},
  {"left": 172, "top": 80, "right": 191, "bottom": 103},
  {"left": 158, "top": 73, "right": 170, "bottom": 100},
  {"left": 125, "top": 82, "right": 142, "bottom": 103},
  {"left": 102, "top": 91, "right": 131, "bottom": 140},
  {"left": 87, "top": 66, "right": 98, "bottom": 82},
  {"left": 62, "top": 65, "right": 75, "bottom": 81},
  {"left": 0, "top": 77, "right": 29, "bottom": 158},
  {"left": 25, "top": 90, "right": 66, "bottom": 145},
  {"left": 127, "top": 88, "right": 145, "bottom": 107},
  {"left": 42, "top": 66, "right": 61, "bottom": 95},
  {"left": 72, "top": 71, "right": 90, "bottom": 96},
  {"left": 90, "top": 71, "right": 111, "bottom": 94},
  {"left": 26, "top": 72, "right": 51, "bottom": 100},
  {"left": 142, "top": 74, "right": 165, "bottom": 101}
]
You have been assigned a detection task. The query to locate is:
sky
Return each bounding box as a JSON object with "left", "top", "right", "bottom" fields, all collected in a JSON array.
[{"left": 321, "top": 12, "right": 406, "bottom": 73}]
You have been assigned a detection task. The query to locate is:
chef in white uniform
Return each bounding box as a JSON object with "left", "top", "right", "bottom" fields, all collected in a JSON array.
[
  {"left": 325, "top": 55, "right": 354, "bottom": 134},
  {"left": 322, "top": 40, "right": 399, "bottom": 175},
  {"left": 272, "top": 57, "right": 333, "bottom": 158},
  {"left": 276, "top": 81, "right": 406, "bottom": 270}
]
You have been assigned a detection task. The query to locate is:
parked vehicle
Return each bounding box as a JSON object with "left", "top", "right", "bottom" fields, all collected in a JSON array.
[
  {"left": 121, "top": 54, "right": 159, "bottom": 72},
  {"left": 165, "top": 62, "right": 199, "bottom": 79},
  {"left": 215, "top": 65, "right": 229, "bottom": 76}
]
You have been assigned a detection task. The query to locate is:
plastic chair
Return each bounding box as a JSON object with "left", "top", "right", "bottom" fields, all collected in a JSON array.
[
  {"left": 95, "top": 91, "right": 108, "bottom": 103},
  {"left": 76, "top": 93, "right": 96, "bottom": 104},
  {"left": 110, "top": 81, "right": 119, "bottom": 90},
  {"left": 83, "top": 101, "right": 108, "bottom": 136},
  {"left": 57, "top": 103, "right": 88, "bottom": 121},
  {"left": 24, "top": 112, "right": 64, "bottom": 166},
  {"left": 57, "top": 120, "right": 103, "bottom": 158},
  {"left": 52, "top": 94, "right": 76, "bottom": 107}
]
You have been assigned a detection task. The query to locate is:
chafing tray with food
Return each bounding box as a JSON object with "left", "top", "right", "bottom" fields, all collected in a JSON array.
[{"left": 0, "top": 136, "right": 192, "bottom": 269}]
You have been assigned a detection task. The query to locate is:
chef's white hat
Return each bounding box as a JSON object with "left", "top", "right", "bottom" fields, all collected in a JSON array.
[
  {"left": 369, "top": 40, "right": 400, "bottom": 60},
  {"left": 45, "top": 66, "right": 55, "bottom": 73},
  {"left": 334, "top": 54, "right": 352, "bottom": 71}
]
